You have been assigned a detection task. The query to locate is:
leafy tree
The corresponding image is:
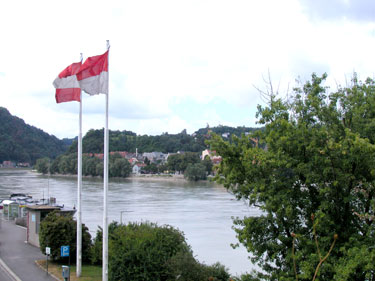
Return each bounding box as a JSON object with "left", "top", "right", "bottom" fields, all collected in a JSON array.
[
  {"left": 167, "top": 154, "right": 184, "bottom": 173},
  {"left": 184, "top": 163, "right": 207, "bottom": 181},
  {"left": 39, "top": 211, "right": 91, "bottom": 262},
  {"left": 35, "top": 157, "right": 50, "bottom": 174},
  {"left": 167, "top": 152, "right": 200, "bottom": 173},
  {"left": 83, "top": 155, "right": 101, "bottom": 176},
  {"left": 210, "top": 74, "right": 375, "bottom": 280},
  {"left": 109, "top": 154, "right": 132, "bottom": 178},
  {"left": 202, "top": 156, "right": 213, "bottom": 175},
  {"left": 143, "top": 162, "right": 159, "bottom": 174}
]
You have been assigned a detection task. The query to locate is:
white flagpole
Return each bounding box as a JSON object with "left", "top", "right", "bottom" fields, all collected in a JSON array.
[
  {"left": 77, "top": 53, "right": 83, "bottom": 278},
  {"left": 103, "top": 40, "right": 110, "bottom": 281}
]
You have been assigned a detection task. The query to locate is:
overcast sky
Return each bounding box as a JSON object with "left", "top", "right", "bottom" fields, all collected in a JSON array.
[{"left": 1, "top": 0, "right": 374, "bottom": 139}]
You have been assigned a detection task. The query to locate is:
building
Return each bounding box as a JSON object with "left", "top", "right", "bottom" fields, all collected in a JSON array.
[{"left": 25, "top": 205, "right": 76, "bottom": 247}]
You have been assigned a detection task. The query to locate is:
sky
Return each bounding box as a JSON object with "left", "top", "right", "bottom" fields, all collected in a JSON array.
[{"left": 1, "top": 0, "right": 375, "bottom": 139}]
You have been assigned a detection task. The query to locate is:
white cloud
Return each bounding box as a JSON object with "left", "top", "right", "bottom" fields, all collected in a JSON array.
[{"left": 0, "top": 0, "right": 374, "bottom": 138}]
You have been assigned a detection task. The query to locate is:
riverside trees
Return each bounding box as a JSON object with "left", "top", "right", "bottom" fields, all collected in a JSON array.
[{"left": 210, "top": 74, "right": 375, "bottom": 280}]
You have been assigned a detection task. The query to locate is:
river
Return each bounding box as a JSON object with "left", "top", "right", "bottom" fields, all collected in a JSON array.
[{"left": 0, "top": 168, "right": 261, "bottom": 275}]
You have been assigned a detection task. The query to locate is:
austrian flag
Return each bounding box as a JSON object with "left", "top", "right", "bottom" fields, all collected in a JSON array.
[
  {"left": 53, "top": 62, "right": 82, "bottom": 103},
  {"left": 77, "top": 51, "right": 109, "bottom": 95}
]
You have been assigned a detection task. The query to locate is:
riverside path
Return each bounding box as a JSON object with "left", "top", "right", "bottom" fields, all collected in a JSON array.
[{"left": 0, "top": 216, "right": 56, "bottom": 281}]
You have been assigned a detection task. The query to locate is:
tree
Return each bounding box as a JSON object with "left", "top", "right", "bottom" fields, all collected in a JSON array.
[
  {"left": 39, "top": 211, "right": 91, "bottom": 262},
  {"left": 35, "top": 157, "right": 50, "bottom": 174},
  {"left": 109, "top": 155, "right": 132, "bottom": 178},
  {"left": 202, "top": 156, "right": 213, "bottom": 175},
  {"left": 184, "top": 163, "right": 207, "bottom": 181},
  {"left": 210, "top": 74, "right": 375, "bottom": 280}
]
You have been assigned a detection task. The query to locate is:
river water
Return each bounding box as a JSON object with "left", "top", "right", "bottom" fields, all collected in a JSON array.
[{"left": 0, "top": 169, "right": 260, "bottom": 275}]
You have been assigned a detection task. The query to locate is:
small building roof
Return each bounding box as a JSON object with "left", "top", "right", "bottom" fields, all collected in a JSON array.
[
  {"left": 25, "top": 205, "right": 61, "bottom": 211},
  {"left": 2, "top": 200, "right": 16, "bottom": 205}
]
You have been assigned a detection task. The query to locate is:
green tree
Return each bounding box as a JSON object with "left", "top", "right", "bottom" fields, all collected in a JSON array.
[
  {"left": 184, "top": 163, "right": 207, "bottom": 181},
  {"left": 202, "top": 156, "right": 213, "bottom": 175},
  {"left": 109, "top": 154, "right": 132, "bottom": 178},
  {"left": 210, "top": 74, "right": 375, "bottom": 280},
  {"left": 35, "top": 157, "right": 50, "bottom": 174},
  {"left": 83, "top": 155, "right": 101, "bottom": 176},
  {"left": 39, "top": 211, "right": 91, "bottom": 262}
]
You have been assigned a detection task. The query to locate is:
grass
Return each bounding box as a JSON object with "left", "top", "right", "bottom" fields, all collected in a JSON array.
[{"left": 36, "top": 260, "right": 102, "bottom": 281}]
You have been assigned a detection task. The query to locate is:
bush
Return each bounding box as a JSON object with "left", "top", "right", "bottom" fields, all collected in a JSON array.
[
  {"left": 90, "top": 222, "right": 120, "bottom": 265},
  {"left": 39, "top": 211, "right": 92, "bottom": 262},
  {"left": 167, "top": 251, "right": 230, "bottom": 281},
  {"left": 108, "top": 222, "right": 189, "bottom": 281},
  {"left": 91, "top": 221, "right": 231, "bottom": 281}
]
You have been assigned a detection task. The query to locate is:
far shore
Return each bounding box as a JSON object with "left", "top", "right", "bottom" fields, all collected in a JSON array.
[{"left": 31, "top": 170, "right": 207, "bottom": 182}]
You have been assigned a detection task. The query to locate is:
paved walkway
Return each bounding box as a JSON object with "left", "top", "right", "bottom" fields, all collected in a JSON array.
[{"left": 0, "top": 216, "right": 56, "bottom": 281}]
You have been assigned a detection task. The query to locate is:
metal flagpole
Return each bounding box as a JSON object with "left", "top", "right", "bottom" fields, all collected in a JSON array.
[
  {"left": 77, "top": 53, "right": 83, "bottom": 278},
  {"left": 103, "top": 40, "right": 110, "bottom": 281}
]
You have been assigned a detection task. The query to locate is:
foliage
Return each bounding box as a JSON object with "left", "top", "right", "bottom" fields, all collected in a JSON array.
[
  {"left": 167, "top": 251, "right": 230, "bottom": 281},
  {"left": 210, "top": 73, "right": 375, "bottom": 280},
  {"left": 35, "top": 157, "right": 50, "bottom": 174},
  {"left": 109, "top": 153, "right": 132, "bottom": 177},
  {"left": 66, "top": 126, "right": 258, "bottom": 155},
  {"left": 167, "top": 152, "right": 200, "bottom": 173},
  {"left": 184, "top": 163, "right": 207, "bottom": 181},
  {"left": 142, "top": 162, "right": 159, "bottom": 174},
  {"left": 0, "top": 107, "right": 69, "bottom": 164},
  {"left": 91, "top": 221, "right": 231, "bottom": 281},
  {"left": 90, "top": 222, "right": 121, "bottom": 265},
  {"left": 49, "top": 153, "right": 131, "bottom": 178},
  {"left": 39, "top": 211, "right": 92, "bottom": 262},
  {"left": 108, "top": 222, "right": 190, "bottom": 281}
]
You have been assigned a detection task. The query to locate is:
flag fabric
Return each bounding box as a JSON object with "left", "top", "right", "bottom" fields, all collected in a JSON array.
[
  {"left": 76, "top": 50, "right": 108, "bottom": 96},
  {"left": 53, "top": 62, "right": 82, "bottom": 103}
]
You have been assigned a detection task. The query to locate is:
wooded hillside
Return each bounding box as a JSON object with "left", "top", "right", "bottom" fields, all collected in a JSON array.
[{"left": 0, "top": 107, "right": 70, "bottom": 164}]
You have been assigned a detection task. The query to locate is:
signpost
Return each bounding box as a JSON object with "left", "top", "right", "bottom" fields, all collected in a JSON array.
[
  {"left": 61, "top": 246, "right": 70, "bottom": 257},
  {"left": 61, "top": 246, "right": 70, "bottom": 281},
  {"left": 46, "top": 247, "right": 51, "bottom": 275}
]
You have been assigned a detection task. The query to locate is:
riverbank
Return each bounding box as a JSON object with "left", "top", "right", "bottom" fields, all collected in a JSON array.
[{"left": 32, "top": 170, "right": 212, "bottom": 183}]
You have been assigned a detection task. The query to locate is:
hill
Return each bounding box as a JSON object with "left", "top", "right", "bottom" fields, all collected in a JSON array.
[
  {"left": 0, "top": 107, "right": 70, "bottom": 164},
  {"left": 67, "top": 125, "right": 260, "bottom": 154}
]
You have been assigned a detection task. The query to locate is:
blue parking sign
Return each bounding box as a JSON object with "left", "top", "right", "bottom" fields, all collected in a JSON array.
[{"left": 61, "top": 246, "right": 70, "bottom": 257}]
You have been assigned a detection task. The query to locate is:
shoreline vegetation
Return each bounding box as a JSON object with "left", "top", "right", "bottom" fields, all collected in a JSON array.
[{"left": 31, "top": 169, "right": 209, "bottom": 182}]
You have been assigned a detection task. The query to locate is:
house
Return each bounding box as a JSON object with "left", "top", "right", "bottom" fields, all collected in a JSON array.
[
  {"left": 201, "top": 149, "right": 222, "bottom": 164},
  {"left": 2, "top": 161, "right": 15, "bottom": 168},
  {"left": 132, "top": 163, "right": 146, "bottom": 174},
  {"left": 142, "top": 152, "right": 167, "bottom": 163}
]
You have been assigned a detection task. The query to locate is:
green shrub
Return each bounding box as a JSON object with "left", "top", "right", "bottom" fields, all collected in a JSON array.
[
  {"left": 39, "top": 211, "right": 92, "bottom": 262},
  {"left": 167, "top": 250, "right": 230, "bottom": 281},
  {"left": 90, "top": 221, "right": 120, "bottom": 265},
  {"left": 108, "top": 222, "right": 189, "bottom": 281},
  {"left": 91, "top": 221, "right": 231, "bottom": 281}
]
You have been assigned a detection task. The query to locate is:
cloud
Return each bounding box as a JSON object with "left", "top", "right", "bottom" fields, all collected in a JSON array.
[
  {"left": 299, "top": 0, "right": 375, "bottom": 22},
  {"left": 0, "top": 0, "right": 374, "bottom": 139}
]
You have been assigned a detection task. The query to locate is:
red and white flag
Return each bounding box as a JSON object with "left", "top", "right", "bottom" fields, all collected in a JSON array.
[
  {"left": 77, "top": 50, "right": 108, "bottom": 95},
  {"left": 53, "top": 62, "right": 82, "bottom": 103}
]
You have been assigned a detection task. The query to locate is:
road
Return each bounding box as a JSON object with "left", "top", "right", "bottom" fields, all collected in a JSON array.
[{"left": 0, "top": 216, "right": 56, "bottom": 281}]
